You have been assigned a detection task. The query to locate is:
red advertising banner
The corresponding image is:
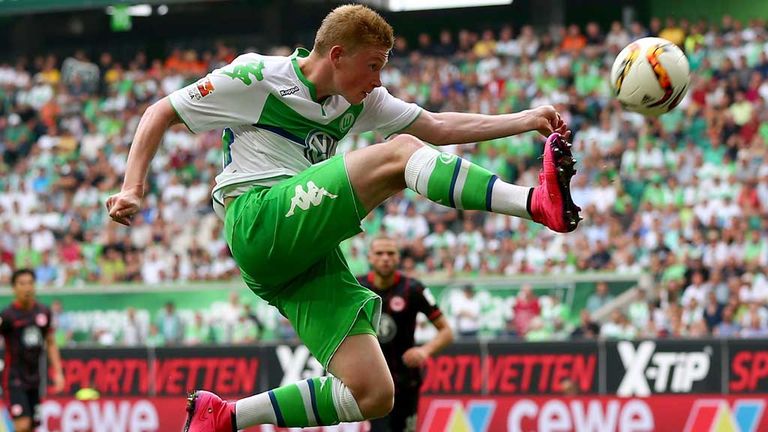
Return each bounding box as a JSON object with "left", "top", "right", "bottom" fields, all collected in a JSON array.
[
  {"left": 728, "top": 340, "right": 768, "bottom": 393},
  {"left": 29, "top": 395, "right": 768, "bottom": 432},
  {"left": 417, "top": 395, "right": 768, "bottom": 432},
  {"left": 36, "top": 398, "right": 370, "bottom": 432},
  {"left": 421, "top": 342, "right": 599, "bottom": 395},
  {"left": 33, "top": 394, "right": 768, "bottom": 432}
]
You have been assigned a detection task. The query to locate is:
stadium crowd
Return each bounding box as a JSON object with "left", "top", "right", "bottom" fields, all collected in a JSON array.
[{"left": 2, "top": 14, "right": 768, "bottom": 344}]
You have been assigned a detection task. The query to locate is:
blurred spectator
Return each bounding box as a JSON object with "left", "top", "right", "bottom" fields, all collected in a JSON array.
[
  {"left": 682, "top": 271, "right": 710, "bottom": 307},
  {"left": 218, "top": 291, "right": 242, "bottom": 343},
  {"left": 511, "top": 284, "right": 540, "bottom": 337},
  {"left": 741, "top": 312, "right": 768, "bottom": 338},
  {"left": 561, "top": 24, "right": 587, "bottom": 53},
  {"left": 242, "top": 303, "right": 264, "bottom": 339},
  {"left": 184, "top": 311, "right": 211, "bottom": 345},
  {"left": 586, "top": 281, "right": 614, "bottom": 313},
  {"left": 659, "top": 17, "right": 686, "bottom": 47},
  {"left": 157, "top": 301, "right": 183, "bottom": 345},
  {"left": 702, "top": 291, "right": 724, "bottom": 331},
  {"left": 601, "top": 310, "right": 637, "bottom": 339},
  {"left": 605, "top": 21, "right": 630, "bottom": 52},
  {"left": 714, "top": 306, "right": 741, "bottom": 337},
  {"left": 121, "top": 307, "right": 148, "bottom": 346},
  {"left": 449, "top": 284, "right": 480, "bottom": 338},
  {"left": 232, "top": 313, "right": 259, "bottom": 344},
  {"left": 571, "top": 310, "right": 600, "bottom": 339},
  {"left": 627, "top": 289, "right": 650, "bottom": 328},
  {"left": 146, "top": 324, "right": 165, "bottom": 347},
  {"left": 51, "top": 299, "right": 73, "bottom": 346}
]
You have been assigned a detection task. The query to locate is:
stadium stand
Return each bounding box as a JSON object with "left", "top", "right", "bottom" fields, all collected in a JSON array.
[{"left": 1, "top": 15, "right": 768, "bottom": 345}]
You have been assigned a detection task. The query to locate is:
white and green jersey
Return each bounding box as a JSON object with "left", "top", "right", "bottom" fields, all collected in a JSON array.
[{"left": 169, "top": 48, "right": 422, "bottom": 219}]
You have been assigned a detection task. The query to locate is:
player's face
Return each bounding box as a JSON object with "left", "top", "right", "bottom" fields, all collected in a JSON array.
[
  {"left": 333, "top": 44, "right": 388, "bottom": 104},
  {"left": 368, "top": 239, "right": 400, "bottom": 277},
  {"left": 12, "top": 274, "right": 35, "bottom": 304}
]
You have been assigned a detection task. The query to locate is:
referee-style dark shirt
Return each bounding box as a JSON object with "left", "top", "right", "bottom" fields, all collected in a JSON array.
[{"left": 357, "top": 271, "right": 443, "bottom": 389}]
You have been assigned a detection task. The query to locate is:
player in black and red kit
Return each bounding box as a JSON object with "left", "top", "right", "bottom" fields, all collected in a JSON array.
[
  {"left": 0, "top": 269, "right": 64, "bottom": 432},
  {"left": 357, "top": 236, "right": 453, "bottom": 432}
]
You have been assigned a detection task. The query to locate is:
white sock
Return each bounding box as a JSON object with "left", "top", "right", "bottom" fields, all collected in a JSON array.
[
  {"left": 332, "top": 375, "right": 364, "bottom": 422},
  {"left": 235, "top": 393, "right": 276, "bottom": 428},
  {"left": 490, "top": 181, "right": 532, "bottom": 219}
]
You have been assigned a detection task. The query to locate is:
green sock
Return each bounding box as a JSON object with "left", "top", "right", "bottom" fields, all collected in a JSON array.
[
  {"left": 270, "top": 377, "right": 338, "bottom": 426},
  {"left": 404, "top": 146, "right": 531, "bottom": 218},
  {"left": 235, "top": 376, "right": 363, "bottom": 428}
]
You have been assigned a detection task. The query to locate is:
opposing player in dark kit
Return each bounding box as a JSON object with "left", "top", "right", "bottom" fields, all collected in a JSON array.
[
  {"left": 0, "top": 269, "right": 65, "bottom": 432},
  {"left": 358, "top": 236, "right": 453, "bottom": 432}
]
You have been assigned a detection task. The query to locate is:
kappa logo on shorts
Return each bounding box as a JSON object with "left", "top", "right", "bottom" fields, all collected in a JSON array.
[{"left": 285, "top": 181, "right": 338, "bottom": 217}]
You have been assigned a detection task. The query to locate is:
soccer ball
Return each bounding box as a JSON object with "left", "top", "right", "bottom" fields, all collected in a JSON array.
[{"left": 610, "top": 37, "right": 691, "bottom": 116}]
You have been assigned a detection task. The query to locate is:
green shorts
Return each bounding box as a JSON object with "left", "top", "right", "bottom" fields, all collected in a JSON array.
[{"left": 225, "top": 155, "right": 380, "bottom": 368}]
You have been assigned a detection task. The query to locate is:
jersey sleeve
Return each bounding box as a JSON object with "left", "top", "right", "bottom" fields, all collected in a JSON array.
[
  {"left": 168, "top": 54, "right": 270, "bottom": 134},
  {"left": 351, "top": 87, "right": 422, "bottom": 138},
  {"left": 44, "top": 305, "right": 54, "bottom": 335},
  {"left": 0, "top": 309, "right": 10, "bottom": 335},
  {"left": 412, "top": 280, "right": 443, "bottom": 323}
]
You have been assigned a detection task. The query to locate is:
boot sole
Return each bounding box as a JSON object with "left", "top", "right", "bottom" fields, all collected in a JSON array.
[
  {"left": 183, "top": 391, "right": 198, "bottom": 432},
  {"left": 549, "top": 134, "right": 582, "bottom": 232}
]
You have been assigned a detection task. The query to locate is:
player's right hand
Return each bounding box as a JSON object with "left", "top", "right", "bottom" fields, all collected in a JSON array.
[
  {"left": 51, "top": 370, "right": 65, "bottom": 394},
  {"left": 528, "top": 105, "right": 571, "bottom": 140},
  {"left": 106, "top": 187, "right": 143, "bottom": 226}
]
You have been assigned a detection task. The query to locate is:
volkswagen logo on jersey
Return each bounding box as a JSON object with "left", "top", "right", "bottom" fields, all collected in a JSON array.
[
  {"left": 389, "top": 296, "right": 406, "bottom": 312},
  {"left": 339, "top": 112, "right": 355, "bottom": 132},
  {"left": 305, "top": 130, "right": 338, "bottom": 164},
  {"left": 378, "top": 313, "right": 397, "bottom": 343}
]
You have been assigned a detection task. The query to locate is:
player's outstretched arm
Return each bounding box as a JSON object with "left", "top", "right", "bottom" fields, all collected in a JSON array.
[
  {"left": 401, "top": 105, "right": 569, "bottom": 145},
  {"left": 106, "top": 97, "right": 181, "bottom": 226}
]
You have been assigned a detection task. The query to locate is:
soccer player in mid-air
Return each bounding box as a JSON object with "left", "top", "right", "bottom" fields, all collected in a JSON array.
[
  {"left": 0, "top": 269, "right": 65, "bottom": 432},
  {"left": 106, "top": 5, "right": 580, "bottom": 431},
  {"left": 357, "top": 236, "right": 453, "bottom": 432}
]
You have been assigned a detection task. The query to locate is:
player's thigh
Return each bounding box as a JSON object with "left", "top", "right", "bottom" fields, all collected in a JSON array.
[
  {"left": 273, "top": 248, "right": 382, "bottom": 368},
  {"left": 344, "top": 135, "right": 425, "bottom": 213},
  {"left": 226, "top": 155, "right": 366, "bottom": 286}
]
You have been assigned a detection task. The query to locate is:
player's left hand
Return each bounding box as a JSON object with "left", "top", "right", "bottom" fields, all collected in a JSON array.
[
  {"left": 106, "top": 186, "right": 143, "bottom": 226},
  {"left": 403, "top": 346, "right": 430, "bottom": 368},
  {"left": 51, "top": 371, "right": 65, "bottom": 394},
  {"left": 528, "top": 105, "right": 571, "bottom": 140}
]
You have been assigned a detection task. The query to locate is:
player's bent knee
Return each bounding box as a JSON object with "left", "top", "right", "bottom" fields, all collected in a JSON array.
[
  {"left": 387, "top": 134, "right": 426, "bottom": 163},
  {"left": 351, "top": 374, "right": 394, "bottom": 419},
  {"left": 356, "top": 385, "right": 394, "bottom": 419}
]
